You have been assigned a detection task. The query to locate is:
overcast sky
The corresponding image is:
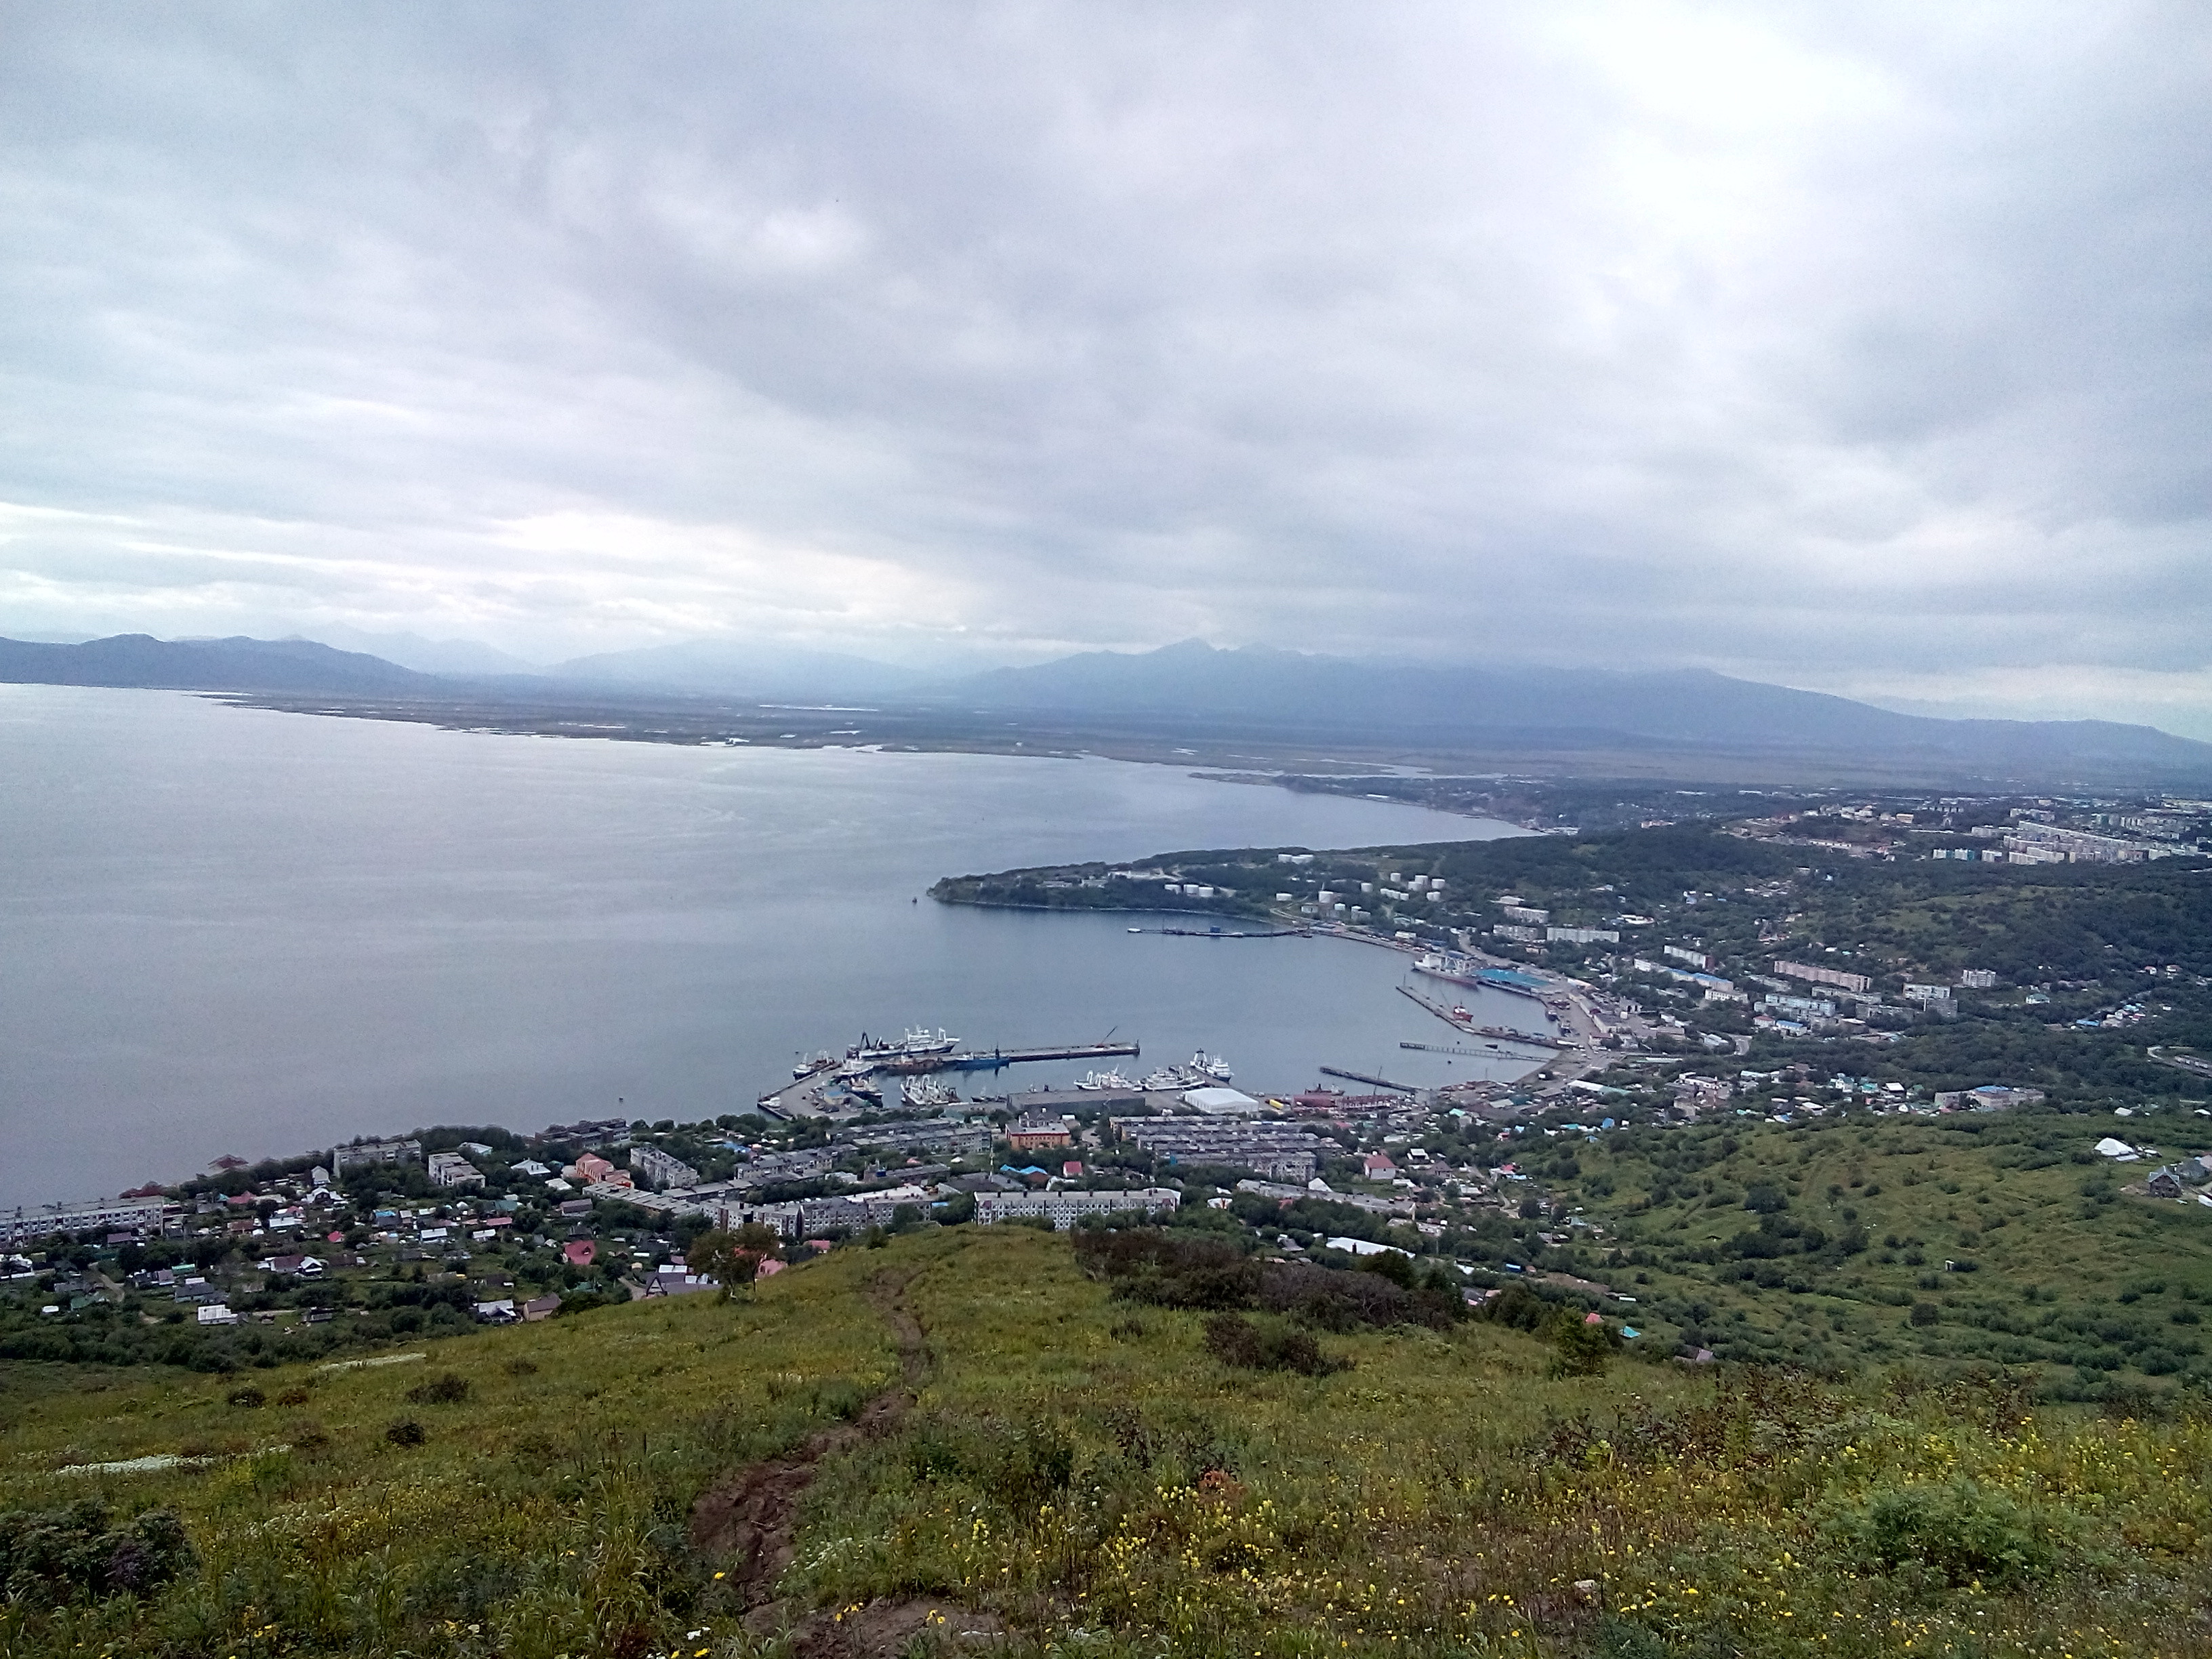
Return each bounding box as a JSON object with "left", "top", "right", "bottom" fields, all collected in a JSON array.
[{"left": 3, "top": 3, "right": 2210, "bottom": 731}]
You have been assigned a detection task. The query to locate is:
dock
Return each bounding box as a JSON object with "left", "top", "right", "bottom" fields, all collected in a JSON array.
[
  {"left": 1397, "top": 983, "right": 1470, "bottom": 1030},
  {"left": 1139, "top": 925, "right": 1307, "bottom": 939},
  {"left": 1319, "top": 1065, "right": 1419, "bottom": 1094},
  {"left": 760, "top": 1040, "right": 1141, "bottom": 1109},
  {"left": 936, "top": 1040, "right": 1141, "bottom": 1073},
  {"left": 1396, "top": 985, "right": 1570, "bottom": 1048},
  {"left": 1401, "top": 1034, "right": 1566, "bottom": 1057}
]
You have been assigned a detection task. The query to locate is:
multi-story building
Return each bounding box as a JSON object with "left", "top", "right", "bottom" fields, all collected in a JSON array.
[
  {"left": 331, "top": 1137, "right": 423, "bottom": 1174},
  {"left": 728, "top": 1147, "right": 836, "bottom": 1192},
  {"left": 1007, "top": 1112, "right": 1075, "bottom": 1151},
  {"left": 1, "top": 1195, "right": 178, "bottom": 1246},
  {"left": 628, "top": 1144, "right": 701, "bottom": 1191},
  {"left": 973, "top": 1187, "right": 1181, "bottom": 1231},
  {"left": 1113, "top": 1117, "right": 1330, "bottom": 1183},
  {"left": 834, "top": 1120, "right": 993, "bottom": 1161},
  {"left": 1773, "top": 960, "right": 1873, "bottom": 996},
  {"left": 426, "top": 1151, "right": 484, "bottom": 1190}
]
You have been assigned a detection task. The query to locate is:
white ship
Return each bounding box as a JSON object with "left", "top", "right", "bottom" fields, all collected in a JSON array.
[
  {"left": 1413, "top": 951, "right": 1485, "bottom": 988},
  {"left": 1073, "top": 1069, "right": 1136, "bottom": 1091},
  {"left": 1136, "top": 1053, "right": 1235, "bottom": 1090},
  {"left": 851, "top": 1027, "right": 960, "bottom": 1062}
]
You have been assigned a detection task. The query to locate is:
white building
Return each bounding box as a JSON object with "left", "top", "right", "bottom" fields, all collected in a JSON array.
[
  {"left": 426, "top": 1152, "right": 484, "bottom": 1189},
  {"left": 1179, "top": 1086, "right": 1262, "bottom": 1115},
  {"left": 973, "top": 1187, "right": 1182, "bottom": 1231},
  {"left": 1, "top": 1195, "right": 178, "bottom": 1246}
]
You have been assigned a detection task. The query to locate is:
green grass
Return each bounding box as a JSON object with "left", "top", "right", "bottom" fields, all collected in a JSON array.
[
  {"left": 1514, "top": 1109, "right": 2212, "bottom": 1390},
  {"left": 11, "top": 1227, "right": 2212, "bottom": 1658},
  {"left": 0, "top": 1256, "right": 897, "bottom": 1659}
]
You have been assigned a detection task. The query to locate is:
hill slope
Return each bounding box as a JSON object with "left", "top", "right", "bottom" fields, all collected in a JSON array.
[{"left": 7, "top": 1227, "right": 2212, "bottom": 1658}]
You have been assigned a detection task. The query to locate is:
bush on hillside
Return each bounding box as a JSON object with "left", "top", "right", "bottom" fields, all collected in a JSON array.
[
  {"left": 1821, "top": 1477, "right": 2072, "bottom": 1587},
  {"left": 1074, "top": 1230, "right": 1464, "bottom": 1330},
  {"left": 0, "top": 1500, "right": 197, "bottom": 1605},
  {"left": 904, "top": 1410, "right": 1075, "bottom": 1509},
  {"left": 1203, "top": 1313, "right": 1344, "bottom": 1376},
  {"left": 1072, "top": 1231, "right": 1260, "bottom": 1309}
]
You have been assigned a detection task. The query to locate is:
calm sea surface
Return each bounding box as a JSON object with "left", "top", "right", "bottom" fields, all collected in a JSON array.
[{"left": 0, "top": 686, "right": 1541, "bottom": 1207}]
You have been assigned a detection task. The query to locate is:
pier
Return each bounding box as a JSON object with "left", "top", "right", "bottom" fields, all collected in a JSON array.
[
  {"left": 1395, "top": 985, "right": 1570, "bottom": 1048},
  {"left": 1136, "top": 925, "right": 1307, "bottom": 939},
  {"left": 1319, "top": 1065, "right": 1418, "bottom": 1094},
  {"left": 758, "top": 1039, "right": 1141, "bottom": 1111},
  {"left": 937, "top": 1040, "right": 1140, "bottom": 1073}
]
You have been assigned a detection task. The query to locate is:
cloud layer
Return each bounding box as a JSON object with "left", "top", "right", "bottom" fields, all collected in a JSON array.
[{"left": 3, "top": 3, "right": 2209, "bottom": 727}]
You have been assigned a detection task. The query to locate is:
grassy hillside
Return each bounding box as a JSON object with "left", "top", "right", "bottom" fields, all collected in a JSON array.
[
  {"left": 1509, "top": 1109, "right": 2212, "bottom": 1388},
  {"left": 9, "top": 1227, "right": 2212, "bottom": 1658}
]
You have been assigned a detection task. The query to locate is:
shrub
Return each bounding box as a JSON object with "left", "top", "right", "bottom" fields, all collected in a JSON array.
[
  {"left": 1076, "top": 1230, "right": 1461, "bottom": 1331},
  {"left": 225, "top": 1385, "right": 266, "bottom": 1408},
  {"left": 385, "top": 1418, "right": 426, "bottom": 1447},
  {"left": 1073, "top": 1230, "right": 1260, "bottom": 1309},
  {"left": 1359, "top": 1250, "right": 1418, "bottom": 1288},
  {"left": 1481, "top": 1284, "right": 1553, "bottom": 1332},
  {"left": 0, "top": 1500, "right": 197, "bottom": 1604},
  {"left": 1549, "top": 1315, "right": 1620, "bottom": 1378},
  {"left": 1822, "top": 1477, "right": 2064, "bottom": 1586},
  {"left": 1203, "top": 1313, "right": 1343, "bottom": 1376},
  {"left": 405, "top": 1372, "right": 471, "bottom": 1405},
  {"left": 1910, "top": 1301, "right": 1941, "bottom": 1326},
  {"left": 903, "top": 1412, "right": 1076, "bottom": 1509},
  {"left": 274, "top": 1386, "right": 310, "bottom": 1406}
]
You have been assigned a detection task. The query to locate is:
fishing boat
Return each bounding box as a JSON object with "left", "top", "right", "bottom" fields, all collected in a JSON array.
[
  {"left": 1189, "top": 1051, "right": 1234, "bottom": 1082},
  {"left": 851, "top": 1027, "right": 960, "bottom": 1062},
  {"left": 901, "top": 1076, "right": 960, "bottom": 1109},
  {"left": 1073, "top": 1069, "right": 1136, "bottom": 1091}
]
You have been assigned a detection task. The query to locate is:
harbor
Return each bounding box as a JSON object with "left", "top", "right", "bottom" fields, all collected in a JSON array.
[
  {"left": 759, "top": 1032, "right": 1158, "bottom": 1119},
  {"left": 740, "top": 926, "right": 1601, "bottom": 1124}
]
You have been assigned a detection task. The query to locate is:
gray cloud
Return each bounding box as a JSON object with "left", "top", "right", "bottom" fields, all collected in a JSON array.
[{"left": 2, "top": 1, "right": 2209, "bottom": 726}]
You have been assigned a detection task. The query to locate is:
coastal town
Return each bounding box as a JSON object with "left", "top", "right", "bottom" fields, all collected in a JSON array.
[{"left": 7, "top": 786, "right": 2209, "bottom": 1376}]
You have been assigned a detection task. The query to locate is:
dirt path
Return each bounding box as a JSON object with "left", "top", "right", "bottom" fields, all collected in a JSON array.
[
  {"left": 690, "top": 1269, "right": 924, "bottom": 1588},
  {"left": 689, "top": 1269, "right": 1001, "bottom": 1657}
]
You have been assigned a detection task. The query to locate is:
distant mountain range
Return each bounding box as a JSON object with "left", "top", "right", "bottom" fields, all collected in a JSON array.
[
  {"left": 6, "top": 632, "right": 2210, "bottom": 785},
  {"left": 0, "top": 634, "right": 442, "bottom": 695},
  {"left": 544, "top": 638, "right": 924, "bottom": 697},
  {"left": 920, "top": 640, "right": 2212, "bottom": 779}
]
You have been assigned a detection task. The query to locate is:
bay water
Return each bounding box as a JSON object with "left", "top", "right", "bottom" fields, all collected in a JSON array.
[{"left": 0, "top": 686, "right": 1538, "bottom": 1208}]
